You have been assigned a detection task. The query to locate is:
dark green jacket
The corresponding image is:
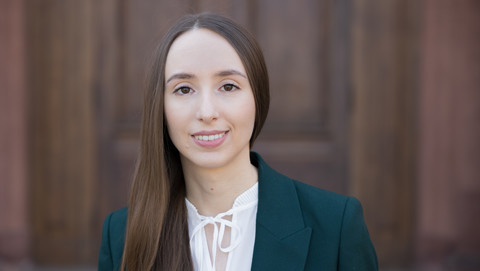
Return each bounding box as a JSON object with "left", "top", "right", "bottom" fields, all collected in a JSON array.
[{"left": 99, "top": 153, "right": 378, "bottom": 270}]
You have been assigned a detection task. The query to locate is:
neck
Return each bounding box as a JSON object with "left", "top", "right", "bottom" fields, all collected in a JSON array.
[{"left": 182, "top": 150, "right": 258, "bottom": 216}]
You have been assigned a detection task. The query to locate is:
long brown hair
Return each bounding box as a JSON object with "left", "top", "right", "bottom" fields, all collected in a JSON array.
[{"left": 121, "top": 13, "right": 270, "bottom": 270}]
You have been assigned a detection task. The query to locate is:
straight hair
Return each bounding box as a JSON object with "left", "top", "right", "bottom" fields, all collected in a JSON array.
[{"left": 121, "top": 13, "right": 270, "bottom": 270}]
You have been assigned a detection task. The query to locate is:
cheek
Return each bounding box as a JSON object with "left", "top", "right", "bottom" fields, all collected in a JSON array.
[
  {"left": 247, "top": 101, "right": 256, "bottom": 128},
  {"left": 164, "top": 98, "right": 185, "bottom": 141},
  {"left": 238, "top": 93, "right": 257, "bottom": 132}
]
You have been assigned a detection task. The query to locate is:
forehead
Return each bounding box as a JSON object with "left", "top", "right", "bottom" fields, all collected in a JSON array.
[{"left": 165, "top": 28, "right": 246, "bottom": 75}]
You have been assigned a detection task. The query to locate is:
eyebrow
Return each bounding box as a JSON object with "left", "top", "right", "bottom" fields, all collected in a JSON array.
[
  {"left": 166, "top": 69, "right": 247, "bottom": 84},
  {"left": 166, "top": 73, "right": 195, "bottom": 84},
  {"left": 214, "top": 69, "right": 247, "bottom": 79}
]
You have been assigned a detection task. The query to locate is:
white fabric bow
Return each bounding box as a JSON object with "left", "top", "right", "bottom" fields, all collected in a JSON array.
[{"left": 189, "top": 201, "right": 257, "bottom": 271}]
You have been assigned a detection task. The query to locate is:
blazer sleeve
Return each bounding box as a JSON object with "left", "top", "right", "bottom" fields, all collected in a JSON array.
[
  {"left": 338, "top": 197, "right": 378, "bottom": 271},
  {"left": 98, "top": 212, "right": 114, "bottom": 271}
]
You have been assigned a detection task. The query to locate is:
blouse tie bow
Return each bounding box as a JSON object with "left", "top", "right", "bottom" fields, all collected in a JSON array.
[{"left": 189, "top": 201, "right": 257, "bottom": 271}]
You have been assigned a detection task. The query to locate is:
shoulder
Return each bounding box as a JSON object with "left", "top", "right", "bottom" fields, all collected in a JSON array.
[
  {"left": 98, "top": 207, "right": 128, "bottom": 271},
  {"left": 286, "top": 178, "right": 378, "bottom": 269},
  {"left": 253, "top": 151, "right": 363, "bottom": 230},
  {"left": 106, "top": 207, "right": 128, "bottom": 230},
  {"left": 102, "top": 207, "right": 128, "bottom": 244},
  {"left": 296, "top": 180, "right": 378, "bottom": 269},
  {"left": 105, "top": 206, "right": 128, "bottom": 245},
  {"left": 252, "top": 152, "right": 378, "bottom": 269},
  {"left": 291, "top": 179, "right": 360, "bottom": 229},
  {"left": 293, "top": 180, "right": 365, "bottom": 217},
  {"left": 293, "top": 180, "right": 350, "bottom": 210},
  {"left": 252, "top": 151, "right": 354, "bottom": 220}
]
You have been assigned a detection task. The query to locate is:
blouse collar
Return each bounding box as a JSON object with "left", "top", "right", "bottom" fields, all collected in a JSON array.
[{"left": 185, "top": 182, "right": 258, "bottom": 270}]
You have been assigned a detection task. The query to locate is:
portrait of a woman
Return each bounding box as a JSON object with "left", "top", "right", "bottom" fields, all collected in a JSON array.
[{"left": 98, "top": 13, "right": 377, "bottom": 271}]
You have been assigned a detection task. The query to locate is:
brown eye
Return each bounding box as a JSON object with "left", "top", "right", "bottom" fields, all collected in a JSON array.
[
  {"left": 176, "top": 86, "right": 192, "bottom": 95},
  {"left": 222, "top": 84, "right": 237, "bottom": 92}
]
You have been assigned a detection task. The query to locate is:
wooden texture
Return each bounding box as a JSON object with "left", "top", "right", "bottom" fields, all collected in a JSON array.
[
  {"left": 252, "top": 0, "right": 350, "bottom": 194},
  {"left": 27, "top": 0, "right": 97, "bottom": 265},
  {"left": 92, "top": 0, "right": 351, "bottom": 266},
  {"left": 0, "top": 0, "right": 29, "bottom": 269},
  {"left": 350, "top": 0, "right": 419, "bottom": 268},
  {"left": 95, "top": 0, "right": 351, "bottom": 226},
  {"left": 417, "top": 0, "right": 480, "bottom": 269},
  {"left": 94, "top": 0, "right": 194, "bottom": 233},
  {"left": 23, "top": 0, "right": 353, "bottom": 266},
  {"left": 23, "top": 0, "right": 428, "bottom": 268}
]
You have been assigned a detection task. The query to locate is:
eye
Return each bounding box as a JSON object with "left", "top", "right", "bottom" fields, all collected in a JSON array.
[
  {"left": 221, "top": 83, "right": 239, "bottom": 92},
  {"left": 174, "top": 86, "right": 193, "bottom": 95}
]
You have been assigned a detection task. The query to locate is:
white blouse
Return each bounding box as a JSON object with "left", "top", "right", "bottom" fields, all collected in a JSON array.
[{"left": 186, "top": 183, "right": 258, "bottom": 271}]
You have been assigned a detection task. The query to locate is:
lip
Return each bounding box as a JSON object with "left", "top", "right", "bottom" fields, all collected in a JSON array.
[
  {"left": 192, "top": 130, "right": 228, "bottom": 136},
  {"left": 191, "top": 130, "right": 228, "bottom": 148}
]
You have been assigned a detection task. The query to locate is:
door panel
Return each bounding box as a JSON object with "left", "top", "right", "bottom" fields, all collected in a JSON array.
[
  {"left": 29, "top": 0, "right": 351, "bottom": 265},
  {"left": 252, "top": 0, "right": 349, "bottom": 194},
  {"left": 96, "top": 0, "right": 350, "bottom": 219}
]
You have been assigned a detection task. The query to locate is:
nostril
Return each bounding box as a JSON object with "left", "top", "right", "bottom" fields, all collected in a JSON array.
[
  {"left": 196, "top": 93, "right": 220, "bottom": 122},
  {"left": 197, "top": 108, "right": 219, "bottom": 122}
]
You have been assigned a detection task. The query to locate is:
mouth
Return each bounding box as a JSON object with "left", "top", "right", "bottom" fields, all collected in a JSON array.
[{"left": 192, "top": 131, "right": 228, "bottom": 141}]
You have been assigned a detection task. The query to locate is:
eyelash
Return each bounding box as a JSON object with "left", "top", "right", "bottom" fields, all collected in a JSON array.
[
  {"left": 173, "top": 86, "right": 193, "bottom": 95},
  {"left": 173, "top": 83, "right": 240, "bottom": 95},
  {"left": 220, "top": 83, "right": 240, "bottom": 92}
]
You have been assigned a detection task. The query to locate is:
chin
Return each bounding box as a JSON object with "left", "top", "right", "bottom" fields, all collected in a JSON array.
[
  {"left": 192, "top": 152, "right": 232, "bottom": 169},
  {"left": 182, "top": 149, "right": 246, "bottom": 170}
]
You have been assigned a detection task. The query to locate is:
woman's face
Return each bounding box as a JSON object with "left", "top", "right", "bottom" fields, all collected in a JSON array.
[{"left": 164, "top": 28, "right": 256, "bottom": 170}]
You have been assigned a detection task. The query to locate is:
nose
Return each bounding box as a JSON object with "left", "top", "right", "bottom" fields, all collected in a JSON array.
[{"left": 196, "top": 91, "right": 219, "bottom": 123}]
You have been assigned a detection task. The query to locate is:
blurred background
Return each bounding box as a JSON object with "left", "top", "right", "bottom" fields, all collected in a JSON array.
[{"left": 1, "top": 0, "right": 479, "bottom": 270}]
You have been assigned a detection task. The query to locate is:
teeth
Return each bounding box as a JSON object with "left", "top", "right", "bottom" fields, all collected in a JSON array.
[{"left": 194, "top": 132, "right": 225, "bottom": 141}]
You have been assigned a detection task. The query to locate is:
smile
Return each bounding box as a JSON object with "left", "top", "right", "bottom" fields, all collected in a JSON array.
[{"left": 193, "top": 132, "right": 226, "bottom": 141}]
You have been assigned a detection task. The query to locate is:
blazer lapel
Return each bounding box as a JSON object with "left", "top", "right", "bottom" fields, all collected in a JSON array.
[{"left": 250, "top": 153, "right": 312, "bottom": 270}]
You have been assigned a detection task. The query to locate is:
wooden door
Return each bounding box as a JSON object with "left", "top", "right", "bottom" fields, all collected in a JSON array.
[
  {"left": 95, "top": 0, "right": 351, "bottom": 217},
  {"left": 251, "top": 0, "right": 350, "bottom": 194},
  {"left": 29, "top": 0, "right": 351, "bottom": 266}
]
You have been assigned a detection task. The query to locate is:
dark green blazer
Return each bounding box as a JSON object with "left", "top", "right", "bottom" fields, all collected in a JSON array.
[{"left": 99, "top": 153, "right": 378, "bottom": 270}]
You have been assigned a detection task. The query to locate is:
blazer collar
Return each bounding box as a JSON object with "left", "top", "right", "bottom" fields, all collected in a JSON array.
[{"left": 250, "top": 152, "right": 312, "bottom": 270}]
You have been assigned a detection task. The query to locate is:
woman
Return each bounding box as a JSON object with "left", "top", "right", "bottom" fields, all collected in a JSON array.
[{"left": 98, "top": 13, "right": 378, "bottom": 271}]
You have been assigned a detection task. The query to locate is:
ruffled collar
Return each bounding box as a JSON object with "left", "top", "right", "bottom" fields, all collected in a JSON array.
[{"left": 186, "top": 182, "right": 258, "bottom": 270}]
